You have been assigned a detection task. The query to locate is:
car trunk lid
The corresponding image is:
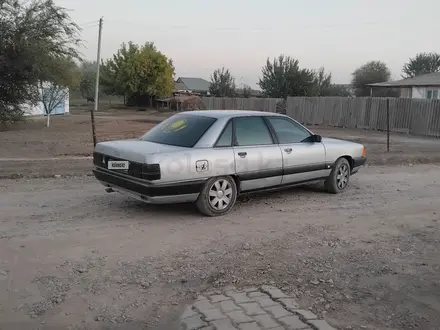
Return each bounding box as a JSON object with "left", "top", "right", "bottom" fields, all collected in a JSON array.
[{"left": 94, "top": 139, "right": 188, "bottom": 163}]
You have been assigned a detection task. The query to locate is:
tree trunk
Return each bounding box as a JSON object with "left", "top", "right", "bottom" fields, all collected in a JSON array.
[{"left": 46, "top": 113, "right": 51, "bottom": 127}]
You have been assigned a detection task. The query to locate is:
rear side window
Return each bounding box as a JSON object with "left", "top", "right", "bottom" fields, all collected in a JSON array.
[
  {"left": 215, "top": 121, "right": 233, "bottom": 147},
  {"left": 234, "top": 116, "right": 274, "bottom": 146},
  {"left": 140, "top": 115, "right": 216, "bottom": 147}
]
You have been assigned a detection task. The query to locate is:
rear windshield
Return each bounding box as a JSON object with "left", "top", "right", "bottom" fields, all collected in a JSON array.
[{"left": 140, "top": 114, "right": 217, "bottom": 147}]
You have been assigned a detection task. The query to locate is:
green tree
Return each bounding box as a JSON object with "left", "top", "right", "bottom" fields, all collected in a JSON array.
[
  {"left": 209, "top": 67, "right": 236, "bottom": 97},
  {"left": 402, "top": 52, "right": 440, "bottom": 78},
  {"left": 310, "top": 67, "right": 332, "bottom": 96},
  {"left": 78, "top": 61, "right": 97, "bottom": 99},
  {"left": 242, "top": 84, "right": 252, "bottom": 98},
  {"left": 101, "top": 42, "right": 174, "bottom": 106},
  {"left": 351, "top": 61, "right": 392, "bottom": 97},
  {"left": 320, "top": 84, "right": 351, "bottom": 97},
  {"left": 0, "top": 0, "right": 81, "bottom": 126},
  {"left": 258, "top": 55, "right": 316, "bottom": 98}
]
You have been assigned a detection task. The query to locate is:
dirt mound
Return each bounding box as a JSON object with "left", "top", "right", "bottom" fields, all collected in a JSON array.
[{"left": 181, "top": 96, "right": 206, "bottom": 111}]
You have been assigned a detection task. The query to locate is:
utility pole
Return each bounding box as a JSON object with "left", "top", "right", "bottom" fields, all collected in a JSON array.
[{"left": 91, "top": 17, "right": 103, "bottom": 147}]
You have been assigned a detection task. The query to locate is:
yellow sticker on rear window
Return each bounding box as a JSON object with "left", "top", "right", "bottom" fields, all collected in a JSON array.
[{"left": 162, "top": 119, "right": 187, "bottom": 133}]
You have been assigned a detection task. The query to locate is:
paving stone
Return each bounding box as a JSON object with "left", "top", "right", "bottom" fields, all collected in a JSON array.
[
  {"left": 223, "top": 285, "right": 238, "bottom": 292},
  {"left": 181, "top": 306, "right": 198, "bottom": 319},
  {"left": 308, "top": 320, "right": 337, "bottom": 330},
  {"left": 263, "top": 304, "right": 294, "bottom": 319},
  {"left": 243, "top": 287, "right": 259, "bottom": 293},
  {"left": 199, "top": 326, "right": 215, "bottom": 330},
  {"left": 278, "top": 315, "right": 309, "bottom": 329},
  {"left": 181, "top": 314, "right": 208, "bottom": 330},
  {"left": 210, "top": 294, "right": 231, "bottom": 303},
  {"left": 238, "top": 322, "right": 262, "bottom": 330},
  {"left": 211, "top": 318, "right": 238, "bottom": 330},
  {"left": 253, "top": 314, "right": 280, "bottom": 329},
  {"left": 217, "top": 300, "right": 242, "bottom": 312},
  {"left": 294, "top": 309, "right": 318, "bottom": 320},
  {"left": 226, "top": 310, "right": 254, "bottom": 324},
  {"left": 202, "top": 308, "right": 228, "bottom": 321},
  {"left": 254, "top": 296, "right": 279, "bottom": 308},
  {"left": 194, "top": 299, "right": 215, "bottom": 313},
  {"left": 278, "top": 298, "right": 300, "bottom": 311},
  {"left": 226, "top": 292, "right": 253, "bottom": 304},
  {"left": 247, "top": 291, "right": 267, "bottom": 298},
  {"left": 261, "top": 285, "right": 289, "bottom": 299},
  {"left": 238, "top": 302, "right": 266, "bottom": 316}
]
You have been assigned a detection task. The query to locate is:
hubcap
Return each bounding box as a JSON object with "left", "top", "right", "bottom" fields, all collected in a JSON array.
[
  {"left": 208, "top": 179, "right": 233, "bottom": 210},
  {"left": 336, "top": 163, "right": 349, "bottom": 189}
]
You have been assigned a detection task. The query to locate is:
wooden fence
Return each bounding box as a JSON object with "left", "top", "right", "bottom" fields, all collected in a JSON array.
[
  {"left": 202, "top": 97, "right": 281, "bottom": 113},
  {"left": 286, "top": 97, "right": 440, "bottom": 137},
  {"left": 200, "top": 96, "right": 440, "bottom": 137}
]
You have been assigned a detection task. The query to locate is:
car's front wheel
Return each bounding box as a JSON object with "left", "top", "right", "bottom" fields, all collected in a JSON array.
[
  {"left": 325, "top": 157, "right": 351, "bottom": 194},
  {"left": 196, "top": 176, "right": 237, "bottom": 216}
]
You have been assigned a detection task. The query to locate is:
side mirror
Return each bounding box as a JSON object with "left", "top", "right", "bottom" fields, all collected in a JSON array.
[{"left": 311, "top": 134, "right": 322, "bottom": 143}]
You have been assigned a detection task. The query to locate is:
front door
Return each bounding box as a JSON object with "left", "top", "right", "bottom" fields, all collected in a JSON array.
[
  {"left": 233, "top": 116, "right": 283, "bottom": 191},
  {"left": 265, "top": 117, "right": 328, "bottom": 185}
]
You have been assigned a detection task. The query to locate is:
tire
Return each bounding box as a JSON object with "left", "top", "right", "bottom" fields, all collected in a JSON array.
[
  {"left": 196, "top": 176, "right": 238, "bottom": 217},
  {"left": 325, "top": 157, "right": 351, "bottom": 194}
]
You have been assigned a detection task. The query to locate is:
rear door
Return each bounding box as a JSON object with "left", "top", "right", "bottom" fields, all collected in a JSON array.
[
  {"left": 265, "top": 116, "right": 328, "bottom": 185},
  {"left": 232, "top": 116, "right": 283, "bottom": 191}
]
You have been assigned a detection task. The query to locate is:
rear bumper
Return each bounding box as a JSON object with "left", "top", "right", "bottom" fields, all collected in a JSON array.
[
  {"left": 93, "top": 167, "right": 204, "bottom": 204},
  {"left": 351, "top": 156, "right": 367, "bottom": 175}
]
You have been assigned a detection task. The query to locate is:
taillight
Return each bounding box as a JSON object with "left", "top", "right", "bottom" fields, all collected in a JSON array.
[
  {"left": 141, "top": 164, "right": 161, "bottom": 180},
  {"left": 362, "top": 147, "right": 366, "bottom": 157}
]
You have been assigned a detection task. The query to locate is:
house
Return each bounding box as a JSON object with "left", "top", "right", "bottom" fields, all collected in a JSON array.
[
  {"left": 22, "top": 83, "right": 70, "bottom": 116},
  {"left": 174, "top": 77, "right": 211, "bottom": 95},
  {"left": 367, "top": 72, "right": 440, "bottom": 99}
]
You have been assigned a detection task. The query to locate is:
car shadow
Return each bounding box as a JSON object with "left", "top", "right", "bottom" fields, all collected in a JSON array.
[
  {"left": 238, "top": 182, "right": 328, "bottom": 202},
  {"left": 101, "top": 182, "right": 330, "bottom": 217}
]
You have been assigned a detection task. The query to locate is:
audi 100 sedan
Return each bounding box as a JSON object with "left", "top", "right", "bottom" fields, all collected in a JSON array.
[{"left": 92, "top": 110, "right": 367, "bottom": 216}]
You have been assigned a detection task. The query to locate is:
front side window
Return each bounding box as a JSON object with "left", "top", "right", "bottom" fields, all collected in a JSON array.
[
  {"left": 267, "top": 117, "right": 311, "bottom": 143},
  {"left": 234, "top": 117, "right": 273, "bottom": 146},
  {"left": 140, "top": 114, "right": 216, "bottom": 147}
]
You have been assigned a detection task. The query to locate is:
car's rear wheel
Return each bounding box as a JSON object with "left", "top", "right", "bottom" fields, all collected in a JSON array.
[
  {"left": 325, "top": 157, "right": 351, "bottom": 194},
  {"left": 196, "top": 176, "right": 237, "bottom": 216}
]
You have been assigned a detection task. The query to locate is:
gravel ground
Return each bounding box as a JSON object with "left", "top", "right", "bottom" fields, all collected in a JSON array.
[{"left": 0, "top": 165, "right": 440, "bottom": 330}]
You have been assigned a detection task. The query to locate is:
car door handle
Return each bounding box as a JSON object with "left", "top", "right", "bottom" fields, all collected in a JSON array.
[
  {"left": 238, "top": 152, "right": 247, "bottom": 158},
  {"left": 284, "top": 148, "right": 292, "bottom": 154}
]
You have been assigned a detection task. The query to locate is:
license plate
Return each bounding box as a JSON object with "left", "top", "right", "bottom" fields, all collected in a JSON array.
[{"left": 108, "top": 160, "right": 129, "bottom": 170}]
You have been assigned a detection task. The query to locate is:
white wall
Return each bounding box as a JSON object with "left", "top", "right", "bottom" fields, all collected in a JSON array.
[
  {"left": 411, "top": 86, "right": 440, "bottom": 99},
  {"left": 23, "top": 86, "right": 69, "bottom": 116}
]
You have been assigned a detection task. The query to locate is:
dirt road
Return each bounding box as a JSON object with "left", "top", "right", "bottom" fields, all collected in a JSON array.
[{"left": 0, "top": 165, "right": 439, "bottom": 330}]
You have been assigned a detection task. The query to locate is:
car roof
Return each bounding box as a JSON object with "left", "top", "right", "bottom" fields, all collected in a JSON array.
[{"left": 177, "top": 110, "right": 285, "bottom": 119}]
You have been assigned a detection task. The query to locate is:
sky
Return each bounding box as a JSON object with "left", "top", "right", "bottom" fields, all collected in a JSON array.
[{"left": 57, "top": 0, "right": 440, "bottom": 89}]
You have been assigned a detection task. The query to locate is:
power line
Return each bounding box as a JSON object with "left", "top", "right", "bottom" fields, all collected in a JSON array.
[{"left": 103, "top": 19, "right": 387, "bottom": 32}]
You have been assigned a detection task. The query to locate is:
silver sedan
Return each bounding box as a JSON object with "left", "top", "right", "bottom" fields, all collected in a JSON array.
[{"left": 93, "top": 110, "right": 367, "bottom": 216}]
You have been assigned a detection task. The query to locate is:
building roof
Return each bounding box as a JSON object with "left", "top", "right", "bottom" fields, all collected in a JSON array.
[
  {"left": 174, "top": 81, "right": 187, "bottom": 90},
  {"left": 177, "top": 77, "right": 211, "bottom": 92},
  {"left": 367, "top": 72, "right": 440, "bottom": 88}
]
